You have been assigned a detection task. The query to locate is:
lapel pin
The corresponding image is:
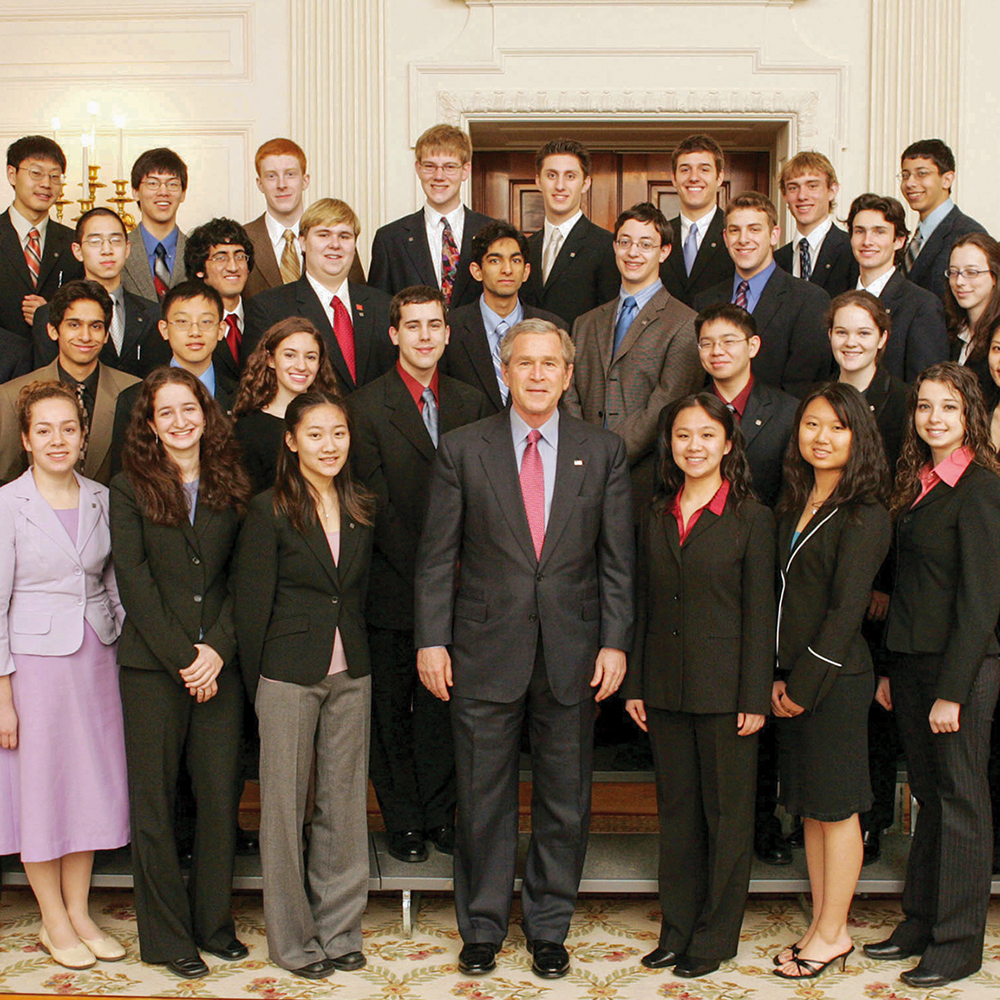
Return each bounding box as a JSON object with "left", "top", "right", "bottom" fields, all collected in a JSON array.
[
  {"left": 407, "top": 236, "right": 414, "bottom": 242},
  {"left": 574, "top": 459, "right": 584, "bottom": 466},
  {"left": 570, "top": 252, "right": 576, "bottom": 258},
  {"left": 755, "top": 418, "right": 762, "bottom": 425}
]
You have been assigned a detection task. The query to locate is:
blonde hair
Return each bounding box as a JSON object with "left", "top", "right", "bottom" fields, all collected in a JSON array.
[
  {"left": 299, "top": 198, "right": 360, "bottom": 239},
  {"left": 414, "top": 124, "right": 472, "bottom": 165}
]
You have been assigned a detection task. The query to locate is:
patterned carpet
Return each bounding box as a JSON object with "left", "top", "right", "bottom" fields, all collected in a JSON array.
[{"left": 1, "top": 889, "right": 999, "bottom": 999}]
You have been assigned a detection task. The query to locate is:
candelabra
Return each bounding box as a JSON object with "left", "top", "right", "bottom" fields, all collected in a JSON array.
[{"left": 107, "top": 178, "right": 137, "bottom": 231}]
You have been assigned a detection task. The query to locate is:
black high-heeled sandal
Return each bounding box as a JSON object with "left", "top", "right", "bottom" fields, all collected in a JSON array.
[
  {"left": 772, "top": 943, "right": 801, "bottom": 966},
  {"left": 773, "top": 945, "right": 854, "bottom": 979}
]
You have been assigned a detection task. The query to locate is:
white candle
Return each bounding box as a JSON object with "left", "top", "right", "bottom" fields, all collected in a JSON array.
[
  {"left": 113, "top": 113, "right": 126, "bottom": 179},
  {"left": 87, "top": 101, "right": 99, "bottom": 164},
  {"left": 81, "top": 133, "right": 90, "bottom": 195},
  {"left": 51, "top": 116, "right": 60, "bottom": 142}
]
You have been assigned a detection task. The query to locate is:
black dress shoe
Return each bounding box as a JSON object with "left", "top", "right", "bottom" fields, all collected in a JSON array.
[
  {"left": 864, "top": 939, "right": 922, "bottom": 960},
  {"left": 785, "top": 821, "right": 805, "bottom": 848},
  {"left": 329, "top": 951, "right": 365, "bottom": 971},
  {"left": 862, "top": 829, "right": 881, "bottom": 867},
  {"left": 291, "top": 958, "right": 337, "bottom": 980},
  {"left": 388, "top": 830, "right": 428, "bottom": 863},
  {"left": 236, "top": 828, "right": 260, "bottom": 855},
  {"left": 641, "top": 947, "right": 679, "bottom": 969},
  {"left": 673, "top": 955, "right": 720, "bottom": 978},
  {"left": 200, "top": 938, "right": 249, "bottom": 961},
  {"left": 529, "top": 940, "right": 569, "bottom": 978},
  {"left": 900, "top": 965, "right": 953, "bottom": 987},
  {"left": 755, "top": 831, "right": 792, "bottom": 865},
  {"left": 165, "top": 956, "right": 210, "bottom": 979},
  {"left": 458, "top": 942, "right": 497, "bottom": 975},
  {"left": 426, "top": 823, "right": 455, "bottom": 855}
]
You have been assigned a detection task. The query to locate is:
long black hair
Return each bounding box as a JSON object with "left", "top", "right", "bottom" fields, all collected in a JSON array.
[{"left": 777, "top": 381, "right": 888, "bottom": 517}]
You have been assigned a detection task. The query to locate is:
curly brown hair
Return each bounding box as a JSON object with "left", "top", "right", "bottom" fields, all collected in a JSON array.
[
  {"left": 15, "top": 380, "right": 86, "bottom": 439},
  {"left": 122, "top": 366, "right": 251, "bottom": 525},
  {"left": 889, "top": 362, "right": 1000, "bottom": 516},
  {"left": 231, "top": 318, "right": 341, "bottom": 418}
]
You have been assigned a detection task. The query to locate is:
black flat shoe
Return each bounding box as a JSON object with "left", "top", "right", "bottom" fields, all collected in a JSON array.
[
  {"left": 900, "top": 965, "right": 954, "bottom": 988},
  {"left": 458, "top": 942, "right": 497, "bottom": 975},
  {"left": 200, "top": 938, "right": 249, "bottom": 961},
  {"left": 673, "top": 955, "right": 720, "bottom": 978},
  {"left": 785, "top": 822, "right": 804, "bottom": 848},
  {"left": 426, "top": 823, "right": 455, "bottom": 855},
  {"left": 528, "top": 940, "right": 569, "bottom": 979},
  {"left": 292, "top": 958, "right": 337, "bottom": 979},
  {"left": 236, "top": 828, "right": 260, "bottom": 855},
  {"left": 388, "top": 830, "right": 428, "bottom": 863},
  {"left": 329, "top": 951, "right": 365, "bottom": 971},
  {"left": 641, "top": 947, "right": 679, "bottom": 969},
  {"left": 165, "top": 956, "right": 209, "bottom": 979},
  {"left": 754, "top": 831, "right": 792, "bottom": 865},
  {"left": 862, "top": 829, "right": 881, "bottom": 866},
  {"left": 864, "top": 939, "right": 921, "bottom": 960}
]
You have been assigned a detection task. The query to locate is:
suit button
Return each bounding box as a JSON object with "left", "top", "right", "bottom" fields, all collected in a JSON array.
[
  {"left": 528, "top": 613, "right": 538, "bottom": 622},
  {"left": 77, "top": 598, "right": 84, "bottom": 606},
  {"left": 536, "top": 573, "right": 544, "bottom": 582},
  {"left": 332, "top": 596, "right": 339, "bottom": 605},
  {"left": 193, "top": 594, "right": 202, "bottom": 603},
  {"left": 672, "top": 594, "right": 679, "bottom": 601},
  {"left": 671, "top": 629, "right": 679, "bottom": 636},
  {"left": 74, "top": 567, "right": 82, "bottom": 575},
  {"left": 191, "top": 556, "right": 201, "bottom": 565}
]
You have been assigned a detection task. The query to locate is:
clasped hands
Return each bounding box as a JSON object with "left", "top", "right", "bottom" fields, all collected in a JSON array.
[{"left": 179, "top": 643, "right": 223, "bottom": 702}]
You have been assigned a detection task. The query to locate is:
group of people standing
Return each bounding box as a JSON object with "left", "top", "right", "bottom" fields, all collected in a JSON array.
[{"left": 0, "top": 121, "right": 999, "bottom": 991}]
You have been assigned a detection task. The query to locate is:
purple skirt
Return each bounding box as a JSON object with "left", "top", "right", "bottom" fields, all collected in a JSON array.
[{"left": 0, "top": 622, "right": 130, "bottom": 862}]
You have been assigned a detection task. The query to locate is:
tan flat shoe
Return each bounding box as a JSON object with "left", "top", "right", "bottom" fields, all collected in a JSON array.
[
  {"left": 39, "top": 925, "right": 96, "bottom": 969},
  {"left": 78, "top": 932, "right": 126, "bottom": 962}
]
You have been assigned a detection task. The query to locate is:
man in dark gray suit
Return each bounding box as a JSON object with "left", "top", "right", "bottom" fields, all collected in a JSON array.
[{"left": 415, "top": 318, "right": 634, "bottom": 980}]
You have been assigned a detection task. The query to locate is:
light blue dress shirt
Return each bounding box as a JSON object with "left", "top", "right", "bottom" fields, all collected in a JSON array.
[
  {"left": 139, "top": 223, "right": 179, "bottom": 277},
  {"left": 731, "top": 261, "right": 776, "bottom": 314},
  {"left": 170, "top": 357, "right": 217, "bottom": 398}
]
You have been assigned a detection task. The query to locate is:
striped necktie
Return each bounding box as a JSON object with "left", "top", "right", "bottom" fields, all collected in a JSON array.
[
  {"left": 25, "top": 228, "right": 41, "bottom": 287},
  {"left": 280, "top": 230, "right": 300, "bottom": 283}
]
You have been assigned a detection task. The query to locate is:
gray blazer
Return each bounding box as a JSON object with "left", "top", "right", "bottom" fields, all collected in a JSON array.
[{"left": 120, "top": 228, "right": 187, "bottom": 300}]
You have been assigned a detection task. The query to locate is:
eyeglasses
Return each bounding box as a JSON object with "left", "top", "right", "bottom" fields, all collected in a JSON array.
[
  {"left": 945, "top": 267, "right": 993, "bottom": 280},
  {"left": 168, "top": 318, "right": 221, "bottom": 333},
  {"left": 80, "top": 234, "right": 126, "bottom": 248},
  {"left": 140, "top": 177, "right": 183, "bottom": 193},
  {"left": 207, "top": 250, "right": 249, "bottom": 265},
  {"left": 697, "top": 336, "right": 748, "bottom": 352},
  {"left": 19, "top": 166, "right": 63, "bottom": 185},
  {"left": 614, "top": 238, "right": 662, "bottom": 254},
  {"left": 417, "top": 161, "right": 464, "bottom": 178},
  {"left": 897, "top": 169, "right": 939, "bottom": 182}
]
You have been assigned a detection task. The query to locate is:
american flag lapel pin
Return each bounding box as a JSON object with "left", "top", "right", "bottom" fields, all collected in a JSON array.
[
  {"left": 355, "top": 303, "right": 364, "bottom": 316},
  {"left": 574, "top": 459, "right": 584, "bottom": 466}
]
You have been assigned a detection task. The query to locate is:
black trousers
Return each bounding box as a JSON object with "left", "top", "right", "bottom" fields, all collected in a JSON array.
[
  {"left": 450, "top": 644, "right": 594, "bottom": 946},
  {"left": 888, "top": 653, "right": 999, "bottom": 979},
  {"left": 368, "top": 625, "right": 456, "bottom": 833},
  {"left": 647, "top": 709, "right": 757, "bottom": 961},
  {"left": 119, "top": 665, "right": 242, "bottom": 963}
]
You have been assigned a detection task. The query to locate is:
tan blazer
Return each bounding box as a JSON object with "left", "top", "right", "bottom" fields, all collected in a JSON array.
[
  {"left": 563, "top": 284, "right": 702, "bottom": 514},
  {"left": 0, "top": 360, "right": 140, "bottom": 485}
]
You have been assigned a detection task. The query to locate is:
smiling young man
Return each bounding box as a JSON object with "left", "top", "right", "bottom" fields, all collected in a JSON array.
[
  {"left": 564, "top": 202, "right": 702, "bottom": 514},
  {"left": 521, "top": 139, "right": 619, "bottom": 329},
  {"left": 898, "top": 139, "right": 988, "bottom": 299},
  {"left": 659, "top": 134, "right": 734, "bottom": 307},
  {"left": 775, "top": 152, "right": 857, "bottom": 297},
  {"left": 245, "top": 198, "right": 394, "bottom": 393},
  {"left": 0, "top": 280, "right": 138, "bottom": 484},
  {"left": 442, "top": 220, "right": 564, "bottom": 414},
  {"left": 847, "top": 193, "right": 948, "bottom": 381},
  {"left": 350, "top": 285, "right": 487, "bottom": 867},
  {"left": 0, "top": 136, "right": 84, "bottom": 341},
  {"left": 31, "top": 207, "right": 164, "bottom": 377},
  {"left": 369, "top": 125, "right": 493, "bottom": 309},
  {"left": 122, "top": 148, "right": 189, "bottom": 302},
  {"left": 694, "top": 192, "right": 831, "bottom": 398}
]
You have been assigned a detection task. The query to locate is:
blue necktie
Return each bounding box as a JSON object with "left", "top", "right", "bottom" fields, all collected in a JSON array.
[
  {"left": 683, "top": 224, "right": 699, "bottom": 276},
  {"left": 613, "top": 296, "right": 638, "bottom": 356},
  {"left": 799, "top": 237, "right": 812, "bottom": 281},
  {"left": 421, "top": 387, "right": 438, "bottom": 446},
  {"left": 491, "top": 320, "right": 509, "bottom": 403}
]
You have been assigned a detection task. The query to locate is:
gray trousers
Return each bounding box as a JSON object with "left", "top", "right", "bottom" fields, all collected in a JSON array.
[{"left": 256, "top": 671, "right": 371, "bottom": 970}]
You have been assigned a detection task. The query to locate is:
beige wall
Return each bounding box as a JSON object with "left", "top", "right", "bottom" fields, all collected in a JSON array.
[{"left": 1, "top": 0, "right": 996, "bottom": 262}]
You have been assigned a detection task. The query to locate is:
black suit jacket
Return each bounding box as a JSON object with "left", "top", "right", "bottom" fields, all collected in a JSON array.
[
  {"left": 368, "top": 206, "right": 494, "bottom": 310},
  {"left": 522, "top": 216, "right": 620, "bottom": 329},
  {"left": 776, "top": 502, "right": 891, "bottom": 711},
  {"left": 886, "top": 464, "right": 1000, "bottom": 703},
  {"left": 31, "top": 290, "right": 165, "bottom": 377},
  {"left": 621, "top": 496, "right": 775, "bottom": 715},
  {"left": 235, "top": 489, "right": 373, "bottom": 699},
  {"left": 109, "top": 471, "right": 241, "bottom": 680},
  {"left": 0, "top": 327, "right": 32, "bottom": 383},
  {"left": 905, "top": 205, "right": 989, "bottom": 299},
  {"left": 660, "top": 210, "right": 733, "bottom": 307},
  {"left": 243, "top": 277, "right": 394, "bottom": 393},
  {"left": 0, "top": 210, "right": 83, "bottom": 340},
  {"left": 109, "top": 364, "right": 237, "bottom": 477},
  {"left": 414, "top": 410, "right": 635, "bottom": 706},
  {"left": 440, "top": 299, "right": 565, "bottom": 414},
  {"left": 864, "top": 365, "right": 909, "bottom": 477},
  {"left": 877, "top": 269, "right": 949, "bottom": 382},
  {"left": 775, "top": 224, "right": 858, "bottom": 298},
  {"left": 694, "top": 266, "right": 832, "bottom": 397},
  {"left": 349, "top": 367, "right": 488, "bottom": 631}
]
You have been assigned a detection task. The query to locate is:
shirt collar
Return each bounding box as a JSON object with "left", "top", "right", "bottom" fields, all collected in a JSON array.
[
  {"left": 224, "top": 298, "right": 245, "bottom": 326},
  {"left": 680, "top": 206, "right": 716, "bottom": 243},
  {"left": 919, "top": 197, "right": 955, "bottom": 238},
  {"left": 792, "top": 215, "right": 834, "bottom": 253},
  {"left": 396, "top": 361, "right": 440, "bottom": 407},
  {"left": 306, "top": 270, "right": 350, "bottom": 311},
  {"left": 712, "top": 374, "right": 754, "bottom": 417},
  {"left": 424, "top": 203, "right": 465, "bottom": 229},
  {"left": 618, "top": 278, "right": 662, "bottom": 315},
  {"left": 544, "top": 210, "right": 583, "bottom": 240},
  {"left": 479, "top": 296, "right": 523, "bottom": 340},
  {"left": 107, "top": 283, "right": 126, "bottom": 310},
  {"left": 921, "top": 445, "right": 974, "bottom": 489},
  {"left": 510, "top": 405, "right": 560, "bottom": 449},
  {"left": 858, "top": 265, "right": 896, "bottom": 297},
  {"left": 57, "top": 360, "right": 99, "bottom": 394},
  {"left": 733, "top": 260, "right": 776, "bottom": 300},
  {"left": 8, "top": 204, "right": 48, "bottom": 243},
  {"left": 170, "top": 357, "right": 217, "bottom": 397},
  {"left": 265, "top": 212, "right": 300, "bottom": 246},
  {"left": 671, "top": 478, "right": 731, "bottom": 519},
  {"left": 139, "top": 222, "right": 179, "bottom": 257}
]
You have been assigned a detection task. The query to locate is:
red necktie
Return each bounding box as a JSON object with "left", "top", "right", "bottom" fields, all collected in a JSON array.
[
  {"left": 332, "top": 297, "right": 357, "bottom": 383},
  {"left": 441, "top": 218, "right": 459, "bottom": 303},
  {"left": 520, "top": 429, "right": 545, "bottom": 560},
  {"left": 224, "top": 314, "right": 241, "bottom": 364},
  {"left": 25, "top": 228, "right": 41, "bottom": 287}
]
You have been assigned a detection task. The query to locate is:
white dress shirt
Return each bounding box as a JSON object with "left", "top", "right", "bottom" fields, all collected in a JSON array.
[
  {"left": 857, "top": 266, "right": 896, "bottom": 298},
  {"left": 265, "top": 212, "right": 300, "bottom": 257},
  {"left": 791, "top": 216, "right": 834, "bottom": 278},
  {"left": 306, "top": 271, "right": 351, "bottom": 328},
  {"left": 679, "top": 206, "right": 717, "bottom": 255},
  {"left": 9, "top": 204, "right": 49, "bottom": 253}
]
